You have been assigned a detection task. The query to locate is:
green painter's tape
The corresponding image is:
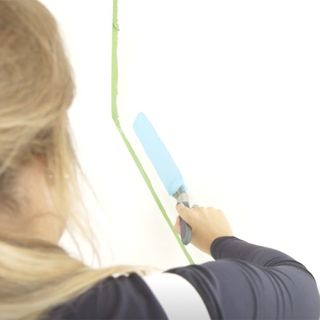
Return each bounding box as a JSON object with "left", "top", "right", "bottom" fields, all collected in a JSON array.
[
  {"left": 111, "top": 0, "right": 119, "bottom": 125},
  {"left": 111, "top": 0, "right": 194, "bottom": 264}
]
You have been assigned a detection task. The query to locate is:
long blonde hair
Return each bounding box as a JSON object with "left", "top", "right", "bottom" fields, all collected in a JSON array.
[{"left": 0, "top": 1, "right": 144, "bottom": 319}]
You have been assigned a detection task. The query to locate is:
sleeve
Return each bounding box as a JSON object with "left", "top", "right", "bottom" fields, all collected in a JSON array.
[
  {"left": 48, "top": 237, "right": 320, "bottom": 320},
  {"left": 166, "top": 236, "right": 320, "bottom": 319}
]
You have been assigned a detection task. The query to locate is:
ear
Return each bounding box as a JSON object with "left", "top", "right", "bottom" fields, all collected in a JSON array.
[{"left": 34, "top": 153, "right": 47, "bottom": 167}]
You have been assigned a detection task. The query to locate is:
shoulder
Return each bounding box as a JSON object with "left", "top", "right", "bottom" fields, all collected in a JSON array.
[{"left": 48, "top": 273, "right": 167, "bottom": 320}]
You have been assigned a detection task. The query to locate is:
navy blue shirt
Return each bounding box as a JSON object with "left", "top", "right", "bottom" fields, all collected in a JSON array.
[{"left": 48, "top": 237, "right": 320, "bottom": 319}]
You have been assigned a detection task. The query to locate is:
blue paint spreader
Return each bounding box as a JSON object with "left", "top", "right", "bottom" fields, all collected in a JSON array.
[{"left": 133, "top": 112, "right": 192, "bottom": 245}]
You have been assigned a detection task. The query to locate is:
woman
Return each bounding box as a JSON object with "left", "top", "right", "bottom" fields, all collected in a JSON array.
[{"left": 0, "top": 1, "right": 319, "bottom": 319}]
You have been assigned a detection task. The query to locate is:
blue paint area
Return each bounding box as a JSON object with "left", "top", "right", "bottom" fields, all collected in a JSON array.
[{"left": 133, "top": 112, "right": 185, "bottom": 196}]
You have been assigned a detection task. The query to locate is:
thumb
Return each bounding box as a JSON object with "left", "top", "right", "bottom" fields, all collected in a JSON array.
[
  {"left": 176, "top": 203, "right": 192, "bottom": 224},
  {"left": 173, "top": 217, "right": 180, "bottom": 234}
]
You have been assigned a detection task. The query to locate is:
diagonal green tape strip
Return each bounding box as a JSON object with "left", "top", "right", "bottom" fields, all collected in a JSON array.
[{"left": 111, "top": 0, "right": 194, "bottom": 264}]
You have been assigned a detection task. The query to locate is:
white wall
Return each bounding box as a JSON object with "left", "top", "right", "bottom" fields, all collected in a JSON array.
[{"left": 41, "top": 0, "right": 320, "bottom": 284}]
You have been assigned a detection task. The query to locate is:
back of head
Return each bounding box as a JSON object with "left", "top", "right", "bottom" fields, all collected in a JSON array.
[
  {"left": 0, "top": 0, "right": 75, "bottom": 220},
  {"left": 0, "top": 0, "right": 74, "bottom": 168},
  {"left": 0, "top": 1, "right": 140, "bottom": 319}
]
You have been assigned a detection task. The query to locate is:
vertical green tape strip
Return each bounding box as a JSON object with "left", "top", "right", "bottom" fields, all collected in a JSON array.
[{"left": 111, "top": 0, "right": 194, "bottom": 264}]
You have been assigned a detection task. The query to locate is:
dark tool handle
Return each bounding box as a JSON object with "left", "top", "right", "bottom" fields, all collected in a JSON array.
[{"left": 179, "top": 201, "right": 192, "bottom": 245}]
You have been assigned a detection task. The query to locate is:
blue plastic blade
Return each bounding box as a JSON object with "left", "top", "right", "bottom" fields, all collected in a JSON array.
[{"left": 133, "top": 112, "right": 185, "bottom": 196}]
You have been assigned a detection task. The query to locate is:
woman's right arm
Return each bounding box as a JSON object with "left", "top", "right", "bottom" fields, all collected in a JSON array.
[
  {"left": 49, "top": 206, "right": 320, "bottom": 319},
  {"left": 166, "top": 205, "right": 320, "bottom": 319}
]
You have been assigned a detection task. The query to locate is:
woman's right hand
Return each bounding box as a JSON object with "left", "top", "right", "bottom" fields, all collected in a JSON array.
[{"left": 174, "top": 204, "right": 233, "bottom": 255}]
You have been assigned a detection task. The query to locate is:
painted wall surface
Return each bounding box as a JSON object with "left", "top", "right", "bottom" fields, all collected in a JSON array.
[{"left": 41, "top": 0, "right": 320, "bottom": 284}]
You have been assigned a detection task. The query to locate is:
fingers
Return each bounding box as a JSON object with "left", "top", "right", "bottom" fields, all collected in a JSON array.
[{"left": 176, "top": 203, "right": 193, "bottom": 225}]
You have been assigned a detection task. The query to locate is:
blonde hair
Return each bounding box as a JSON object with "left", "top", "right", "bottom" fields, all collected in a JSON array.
[{"left": 0, "top": 1, "right": 145, "bottom": 319}]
